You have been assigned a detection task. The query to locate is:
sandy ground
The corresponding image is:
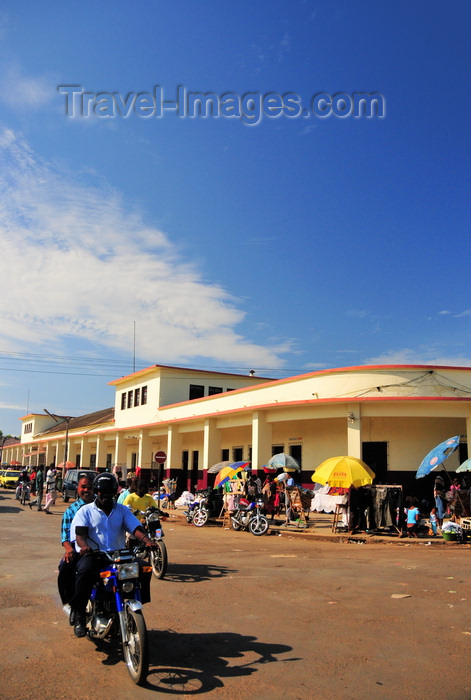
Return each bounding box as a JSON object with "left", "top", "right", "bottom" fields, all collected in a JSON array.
[{"left": 1, "top": 489, "right": 471, "bottom": 700}]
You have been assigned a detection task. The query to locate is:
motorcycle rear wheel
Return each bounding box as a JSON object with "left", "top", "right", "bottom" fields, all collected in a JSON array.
[
  {"left": 193, "top": 508, "right": 209, "bottom": 527},
  {"left": 249, "top": 516, "right": 269, "bottom": 536},
  {"left": 123, "top": 607, "right": 149, "bottom": 685},
  {"left": 231, "top": 519, "right": 242, "bottom": 531},
  {"left": 150, "top": 539, "right": 168, "bottom": 579}
]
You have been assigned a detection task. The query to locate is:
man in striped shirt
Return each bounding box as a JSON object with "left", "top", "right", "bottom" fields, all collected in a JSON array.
[{"left": 58, "top": 475, "right": 94, "bottom": 612}]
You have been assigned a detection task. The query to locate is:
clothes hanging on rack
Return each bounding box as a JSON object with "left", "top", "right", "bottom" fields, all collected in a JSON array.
[{"left": 349, "top": 485, "right": 404, "bottom": 531}]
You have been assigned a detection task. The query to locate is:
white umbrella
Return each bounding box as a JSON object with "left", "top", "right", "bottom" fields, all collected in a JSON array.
[{"left": 266, "top": 453, "right": 300, "bottom": 471}]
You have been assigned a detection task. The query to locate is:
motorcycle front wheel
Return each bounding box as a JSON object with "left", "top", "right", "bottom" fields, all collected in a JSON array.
[
  {"left": 193, "top": 508, "right": 209, "bottom": 527},
  {"left": 249, "top": 516, "right": 269, "bottom": 536},
  {"left": 123, "top": 607, "right": 149, "bottom": 685},
  {"left": 20, "top": 490, "right": 27, "bottom": 505},
  {"left": 150, "top": 539, "right": 168, "bottom": 579}
]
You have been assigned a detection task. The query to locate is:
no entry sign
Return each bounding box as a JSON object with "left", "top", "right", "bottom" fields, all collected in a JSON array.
[{"left": 154, "top": 450, "right": 167, "bottom": 464}]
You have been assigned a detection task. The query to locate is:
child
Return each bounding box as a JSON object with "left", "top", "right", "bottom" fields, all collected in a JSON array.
[{"left": 429, "top": 507, "right": 438, "bottom": 536}]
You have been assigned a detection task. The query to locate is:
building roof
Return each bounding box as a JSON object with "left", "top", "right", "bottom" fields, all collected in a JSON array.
[
  {"left": 39, "top": 407, "right": 115, "bottom": 435},
  {"left": 108, "top": 363, "right": 273, "bottom": 386}
]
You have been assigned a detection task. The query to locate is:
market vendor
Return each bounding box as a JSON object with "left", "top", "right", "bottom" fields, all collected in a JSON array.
[{"left": 433, "top": 475, "right": 446, "bottom": 529}]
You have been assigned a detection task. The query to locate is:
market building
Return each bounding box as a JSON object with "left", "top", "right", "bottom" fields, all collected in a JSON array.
[{"left": 3, "top": 363, "right": 471, "bottom": 496}]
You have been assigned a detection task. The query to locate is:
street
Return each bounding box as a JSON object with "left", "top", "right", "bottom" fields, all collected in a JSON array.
[{"left": 1, "top": 489, "right": 471, "bottom": 699}]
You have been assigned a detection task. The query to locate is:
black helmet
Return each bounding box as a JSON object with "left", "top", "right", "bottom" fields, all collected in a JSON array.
[{"left": 93, "top": 472, "right": 118, "bottom": 496}]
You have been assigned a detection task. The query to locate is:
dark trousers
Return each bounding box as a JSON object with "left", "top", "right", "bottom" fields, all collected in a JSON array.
[{"left": 57, "top": 556, "right": 78, "bottom": 605}]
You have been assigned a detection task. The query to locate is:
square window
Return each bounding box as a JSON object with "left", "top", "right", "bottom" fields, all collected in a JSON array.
[{"left": 189, "top": 384, "right": 205, "bottom": 400}]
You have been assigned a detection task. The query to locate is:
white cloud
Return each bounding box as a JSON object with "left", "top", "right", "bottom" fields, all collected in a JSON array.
[
  {"left": 0, "top": 63, "right": 54, "bottom": 109},
  {"left": 365, "top": 348, "right": 471, "bottom": 367},
  {"left": 0, "top": 127, "right": 288, "bottom": 369}
]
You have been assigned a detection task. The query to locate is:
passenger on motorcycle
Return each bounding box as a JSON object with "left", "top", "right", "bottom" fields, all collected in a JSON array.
[
  {"left": 57, "top": 475, "right": 94, "bottom": 610},
  {"left": 69, "top": 473, "right": 156, "bottom": 638}
]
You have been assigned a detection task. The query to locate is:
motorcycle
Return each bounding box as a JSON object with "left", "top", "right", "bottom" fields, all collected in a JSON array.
[
  {"left": 76, "top": 546, "right": 151, "bottom": 685},
  {"left": 184, "top": 488, "right": 223, "bottom": 527},
  {"left": 230, "top": 497, "right": 269, "bottom": 536},
  {"left": 139, "top": 506, "right": 168, "bottom": 580},
  {"left": 126, "top": 506, "right": 168, "bottom": 579},
  {"left": 17, "top": 481, "right": 30, "bottom": 505},
  {"left": 184, "top": 488, "right": 210, "bottom": 526}
]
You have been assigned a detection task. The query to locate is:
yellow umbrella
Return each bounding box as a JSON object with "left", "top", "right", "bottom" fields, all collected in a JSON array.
[{"left": 312, "top": 456, "right": 375, "bottom": 488}]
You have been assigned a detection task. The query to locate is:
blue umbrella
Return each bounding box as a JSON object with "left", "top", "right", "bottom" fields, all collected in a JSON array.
[{"left": 416, "top": 435, "right": 460, "bottom": 479}]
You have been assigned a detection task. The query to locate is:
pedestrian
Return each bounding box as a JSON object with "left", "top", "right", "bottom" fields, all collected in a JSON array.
[
  {"left": 30, "top": 468, "right": 37, "bottom": 497},
  {"left": 31, "top": 466, "right": 44, "bottom": 511},
  {"left": 262, "top": 474, "right": 277, "bottom": 521},
  {"left": 44, "top": 466, "right": 57, "bottom": 514},
  {"left": 429, "top": 507, "right": 438, "bottom": 536},
  {"left": 433, "top": 475, "right": 446, "bottom": 528}
]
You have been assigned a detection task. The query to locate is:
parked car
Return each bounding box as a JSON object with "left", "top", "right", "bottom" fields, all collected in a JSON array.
[
  {"left": 2, "top": 470, "right": 22, "bottom": 489},
  {"left": 61, "top": 469, "right": 97, "bottom": 502}
]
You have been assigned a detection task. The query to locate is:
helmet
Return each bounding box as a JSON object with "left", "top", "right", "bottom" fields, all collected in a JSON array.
[{"left": 93, "top": 472, "right": 118, "bottom": 496}]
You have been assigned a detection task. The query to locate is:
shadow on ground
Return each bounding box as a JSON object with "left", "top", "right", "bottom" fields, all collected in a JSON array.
[
  {"left": 145, "top": 630, "right": 297, "bottom": 694},
  {"left": 89, "top": 629, "right": 296, "bottom": 695},
  {"left": 163, "top": 562, "right": 237, "bottom": 583}
]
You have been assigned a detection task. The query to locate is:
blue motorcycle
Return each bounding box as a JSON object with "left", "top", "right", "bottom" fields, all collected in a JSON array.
[{"left": 84, "top": 547, "right": 151, "bottom": 685}]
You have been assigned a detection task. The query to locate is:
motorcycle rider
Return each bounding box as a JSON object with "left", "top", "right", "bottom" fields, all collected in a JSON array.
[
  {"left": 57, "top": 475, "right": 94, "bottom": 614},
  {"left": 123, "top": 479, "right": 159, "bottom": 522},
  {"left": 15, "top": 468, "right": 30, "bottom": 500},
  {"left": 69, "top": 472, "right": 155, "bottom": 638}
]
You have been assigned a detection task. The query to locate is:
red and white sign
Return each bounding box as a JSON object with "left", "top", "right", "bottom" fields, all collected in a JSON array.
[{"left": 154, "top": 450, "right": 167, "bottom": 464}]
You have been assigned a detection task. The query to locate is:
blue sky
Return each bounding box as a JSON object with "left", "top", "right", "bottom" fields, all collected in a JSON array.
[{"left": 0, "top": 1, "right": 470, "bottom": 436}]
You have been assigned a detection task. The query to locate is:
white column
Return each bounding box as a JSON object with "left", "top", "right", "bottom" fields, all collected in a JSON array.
[
  {"left": 114, "top": 434, "right": 128, "bottom": 476},
  {"left": 139, "top": 431, "right": 153, "bottom": 470},
  {"left": 81, "top": 438, "right": 91, "bottom": 469},
  {"left": 252, "top": 411, "right": 272, "bottom": 470},
  {"left": 95, "top": 435, "right": 104, "bottom": 469},
  {"left": 167, "top": 425, "right": 183, "bottom": 469},
  {"left": 466, "top": 416, "right": 471, "bottom": 450},
  {"left": 347, "top": 404, "right": 362, "bottom": 458},
  {"left": 203, "top": 418, "right": 220, "bottom": 471}
]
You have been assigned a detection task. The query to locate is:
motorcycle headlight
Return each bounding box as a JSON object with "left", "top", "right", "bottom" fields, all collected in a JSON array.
[{"left": 117, "top": 563, "right": 139, "bottom": 580}]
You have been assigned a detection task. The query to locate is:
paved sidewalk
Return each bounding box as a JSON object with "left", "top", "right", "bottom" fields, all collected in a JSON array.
[{"left": 161, "top": 505, "right": 465, "bottom": 546}]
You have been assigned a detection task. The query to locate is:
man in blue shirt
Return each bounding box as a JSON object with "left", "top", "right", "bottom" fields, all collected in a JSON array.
[
  {"left": 57, "top": 474, "right": 94, "bottom": 610},
  {"left": 69, "top": 472, "right": 154, "bottom": 638}
]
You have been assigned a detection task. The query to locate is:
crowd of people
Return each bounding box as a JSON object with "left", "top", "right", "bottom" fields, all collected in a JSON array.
[
  {"left": 11, "top": 465, "right": 61, "bottom": 513},
  {"left": 404, "top": 473, "right": 467, "bottom": 538}
]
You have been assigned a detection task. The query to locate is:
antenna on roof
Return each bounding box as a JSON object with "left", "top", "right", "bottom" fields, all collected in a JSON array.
[{"left": 249, "top": 369, "right": 255, "bottom": 376}]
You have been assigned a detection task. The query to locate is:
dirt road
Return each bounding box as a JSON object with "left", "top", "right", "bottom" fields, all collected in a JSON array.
[{"left": 1, "top": 489, "right": 471, "bottom": 699}]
